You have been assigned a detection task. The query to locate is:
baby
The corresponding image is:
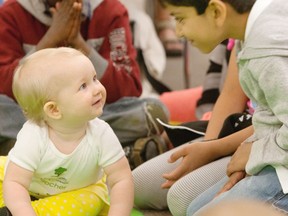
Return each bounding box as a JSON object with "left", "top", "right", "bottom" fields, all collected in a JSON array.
[{"left": 2, "top": 47, "right": 133, "bottom": 216}]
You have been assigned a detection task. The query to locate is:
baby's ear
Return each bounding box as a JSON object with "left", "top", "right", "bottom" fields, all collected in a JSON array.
[{"left": 43, "top": 101, "right": 62, "bottom": 120}]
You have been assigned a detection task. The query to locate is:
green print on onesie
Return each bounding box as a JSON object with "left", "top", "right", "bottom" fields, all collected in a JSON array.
[{"left": 54, "top": 167, "right": 67, "bottom": 177}]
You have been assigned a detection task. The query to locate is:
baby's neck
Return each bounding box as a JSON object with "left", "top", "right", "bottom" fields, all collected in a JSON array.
[{"left": 47, "top": 123, "right": 87, "bottom": 154}]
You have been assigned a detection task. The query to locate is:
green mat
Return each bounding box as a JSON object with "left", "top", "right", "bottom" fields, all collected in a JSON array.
[{"left": 131, "top": 208, "right": 144, "bottom": 216}]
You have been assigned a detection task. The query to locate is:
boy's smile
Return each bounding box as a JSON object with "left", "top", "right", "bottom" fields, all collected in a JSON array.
[{"left": 165, "top": 2, "right": 230, "bottom": 53}]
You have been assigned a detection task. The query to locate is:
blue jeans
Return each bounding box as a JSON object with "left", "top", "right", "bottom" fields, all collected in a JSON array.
[
  {"left": 101, "top": 97, "right": 169, "bottom": 145},
  {"left": 0, "top": 95, "right": 169, "bottom": 146},
  {"left": 0, "top": 95, "right": 25, "bottom": 142},
  {"left": 187, "top": 166, "right": 288, "bottom": 215}
]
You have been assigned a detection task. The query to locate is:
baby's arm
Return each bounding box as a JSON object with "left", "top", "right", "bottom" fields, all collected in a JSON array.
[
  {"left": 104, "top": 156, "right": 134, "bottom": 216},
  {"left": 3, "top": 161, "right": 36, "bottom": 216}
]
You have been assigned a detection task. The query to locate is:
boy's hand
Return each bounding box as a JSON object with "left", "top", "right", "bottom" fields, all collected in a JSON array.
[
  {"left": 161, "top": 142, "right": 215, "bottom": 188},
  {"left": 214, "top": 142, "right": 252, "bottom": 197},
  {"left": 226, "top": 142, "right": 252, "bottom": 176},
  {"left": 215, "top": 171, "right": 246, "bottom": 197}
]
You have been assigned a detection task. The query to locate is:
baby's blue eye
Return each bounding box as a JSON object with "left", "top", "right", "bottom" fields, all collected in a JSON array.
[
  {"left": 79, "top": 83, "right": 87, "bottom": 90},
  {"left": 93, "top": 75, "right": 97, "bottom": 82}
]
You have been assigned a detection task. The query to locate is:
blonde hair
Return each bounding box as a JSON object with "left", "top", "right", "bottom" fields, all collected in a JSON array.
[{"left": 12, "top": 47, "right": 84, "bottom": 125}]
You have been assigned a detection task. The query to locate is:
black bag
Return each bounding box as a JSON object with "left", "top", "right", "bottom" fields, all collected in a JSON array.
[
  {"left": 125, "top": 135, "right": 167, "bottom": 170},
  {"left": 161, "top": 112, "right": 252, "bottom": 147}
]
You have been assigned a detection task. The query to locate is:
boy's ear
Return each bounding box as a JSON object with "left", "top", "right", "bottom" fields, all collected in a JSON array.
[
  {"left": 43, "top": 101, "right": 62, "bottom": 120},
  {"left": 207, "top": 0, "right": 227, "bottom": 27}
]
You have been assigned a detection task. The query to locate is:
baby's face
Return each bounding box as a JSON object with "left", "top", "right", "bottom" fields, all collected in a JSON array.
[{"left": 55, "top": 55, "right": 106, "bottom": 124}]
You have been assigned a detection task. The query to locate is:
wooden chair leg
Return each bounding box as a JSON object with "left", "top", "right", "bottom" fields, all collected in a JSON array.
[{"left": 183, "top": 39, "right": 190, "bottom": 89}]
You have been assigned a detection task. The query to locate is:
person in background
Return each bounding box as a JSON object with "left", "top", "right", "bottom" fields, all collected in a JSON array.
[
  {"left": 120, "top": 0, "right": 167, "bottom": 98},
  {"left": 154, "top": 0, "right": 184, "bottom": 57},
  {"left": 0, "top": 0, "right": 169, "bottom": 155},
  {"left": 1, "top": 47, "right": 133, "bottom": 216},
  {"left": 0, "top": 0, "right": 142, "bottom": 103},
  {"left": 0, "top": 0, "right": 18, "bottom": 157}
]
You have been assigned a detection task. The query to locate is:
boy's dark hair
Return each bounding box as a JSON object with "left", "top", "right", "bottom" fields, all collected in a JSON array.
[{"left": 159, "top": 0, "right": 256, "bottom": 14}]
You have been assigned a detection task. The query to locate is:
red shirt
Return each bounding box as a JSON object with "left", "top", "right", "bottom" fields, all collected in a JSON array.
[{"left": 0, "top": 0, "right": 142, "bottom": 103}]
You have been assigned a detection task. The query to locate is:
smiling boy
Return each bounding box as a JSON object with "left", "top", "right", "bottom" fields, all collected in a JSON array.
[{"left": 159, "top": 0, "right": 288, "bottom": 215}]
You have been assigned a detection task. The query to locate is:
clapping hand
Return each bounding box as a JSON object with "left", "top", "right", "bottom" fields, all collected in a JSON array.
[{"left": 37, "top": 0, "right": 89, "bottom": 53}]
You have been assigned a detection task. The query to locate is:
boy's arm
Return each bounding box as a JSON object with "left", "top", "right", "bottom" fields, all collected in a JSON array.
[
  {"left": 245, "top": 56, "right": 288, "bottom": 174},
  {"left": 104, "top": 156, "right": 134, "bottom": 216},
  {"left": 204, "top": 47, "right": 248, "bottom": 140},
  {"left": 162, "top": 126, "right": 253, "bottom": 188},
  {"left": 161, "top": 47, "right": 251, "bottom": 188},
  {"left": 3, "top": 161, "right": 36, "bottom": 216}
]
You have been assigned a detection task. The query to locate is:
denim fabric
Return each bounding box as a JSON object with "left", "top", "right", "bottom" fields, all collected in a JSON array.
[
  {"left": 187, "top": 166, "right": 288, "bottom": 215},
  {"left": 0, "top": 95, "right": 25, "bottom": 142},
  {"left": 0, "top": 95, "right": 169, "bottom": 147},
  {"left": 99, "top": 97, "right": 169, "bottom": 146}
]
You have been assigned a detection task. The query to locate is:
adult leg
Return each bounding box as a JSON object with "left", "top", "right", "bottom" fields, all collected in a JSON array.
[
  {"left": 101, "top": 97, "right": 169, "bottom": 146},
  {"left": 0, "top": 95, "right": 25, "bottom": 155},
  {"left": 188, "top": 166, "right": 288, "bottom": 215},
  {"left": 167, "top": 156, "right": 230, "bottom": 216},
  {"left": 132, "top": 144, "right": 229, "bottom": 212},
  {"left": 0, "top": 95, "right": 25, "bottom": 141},
  {"left": 133, "top": 145, "right": 182, "bottom": 210}
]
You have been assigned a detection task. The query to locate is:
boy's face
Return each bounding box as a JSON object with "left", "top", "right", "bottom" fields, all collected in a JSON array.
[
  {"left": 55, "top": 55, "right": 106, "bottom": 124},
  {"left": 166, "top": 4, "right": 226, "bottom": 53}
]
